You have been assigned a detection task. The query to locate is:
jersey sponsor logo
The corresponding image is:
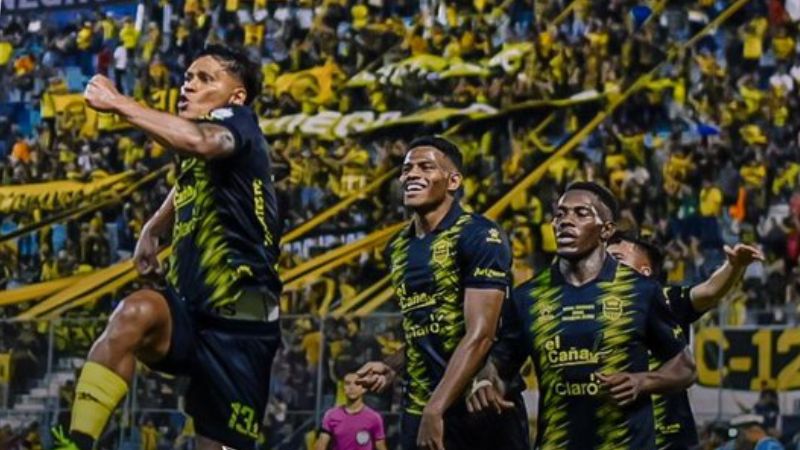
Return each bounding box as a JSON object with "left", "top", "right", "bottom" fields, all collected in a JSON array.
[
  {"left": 473, "top": 267, "right": 505, "bottom": 279},
  {"left": 554, "top": 378, "right": 602, "bottom": 396},
  {"left": 432, "top": 240, "right": 451, "bottom": 264},
  {"left": 253, "top": 179, "right": 273, "bottom": 246},
  {"left": 601, "top": 297, "right": 623, "bottom": 320},
  {"left": 563, "top": 304, "right": 596, "bottom": 321},
  {"left": 545, "top": 336, "right": 610, "bottom": 367},
  {"left": 356, "top": 430, "right": 371, "bottom": 445},
  {"left": 399, "top": 291, "right": 438, "bottom": 312},
  {"left": 210, "top": 107, "right": 234, "bottom": 120},
  {"left": 486, "top": 228, "right": 503, "bottom": 244}
]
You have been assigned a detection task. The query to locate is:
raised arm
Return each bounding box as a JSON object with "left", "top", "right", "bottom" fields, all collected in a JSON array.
[
  {"left": 84, "top": 75, "right": 237, "bottom": 160},
  {"left": 690, "top": 244, "right": 764, "bottom": 312}
]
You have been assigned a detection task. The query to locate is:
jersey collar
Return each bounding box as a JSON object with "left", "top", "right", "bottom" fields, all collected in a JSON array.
[
  {"left": 550, "top": 252, "right": 618, "bottom": 285},
  {"left": 406, "top": 201, "right": 464, "bottom": 237}
]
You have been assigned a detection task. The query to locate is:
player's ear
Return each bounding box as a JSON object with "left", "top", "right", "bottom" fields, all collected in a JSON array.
[
  {"left": 229, "top": 86, "right": 247, "bottom": 106},
  {"left": 641, "top": 266, "right": 653, "bottom": 277},
  {"left": 447, "top": 171, "right": 463, "bottom": 193},
  {"left": 600, "top": 221, "right": 616, "bottom": 242}
]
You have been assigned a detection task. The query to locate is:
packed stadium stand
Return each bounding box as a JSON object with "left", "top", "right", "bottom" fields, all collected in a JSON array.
[{"left": 2, "top": 0, "right": 800, "bottom": 448}]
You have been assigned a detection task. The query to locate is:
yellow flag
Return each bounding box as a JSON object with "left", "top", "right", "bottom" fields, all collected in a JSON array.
[{"left": 0, "top": 353, "right": 11, "bottom": 383}]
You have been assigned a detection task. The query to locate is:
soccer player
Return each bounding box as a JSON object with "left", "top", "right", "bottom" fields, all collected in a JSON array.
[
  {"left": 479, "top": 181, "right": 697, "bottom": 449},
  {"left": 57, "top": 45, "right": 282, "bottom": 450},
  {"left": 355, "top": 137, "right": 528, "bottom": 450},
  {"left": 316, "top": 373, "right": 388, "bottom": 450},
  {"left": 607, "top": 232, "right": 763, "bottom": 449}
]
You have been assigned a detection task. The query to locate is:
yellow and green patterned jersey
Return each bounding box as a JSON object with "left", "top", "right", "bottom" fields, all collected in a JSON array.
[
  {"left": 386, "top": 202, "right": 511, "bottom": 415},
  {"left": 652, "top": 285, "right": 702, "bottom": 449},
  {"left": 493, "top": 257, "right": 686, "bottom": 450},
  {"left": 167, "top": 105, "right": 282, "bottom": 314}
]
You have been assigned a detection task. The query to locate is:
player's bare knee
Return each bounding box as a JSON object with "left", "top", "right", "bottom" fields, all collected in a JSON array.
[{"left": 103, "top": 289, "right": 168, "bottom": 349}]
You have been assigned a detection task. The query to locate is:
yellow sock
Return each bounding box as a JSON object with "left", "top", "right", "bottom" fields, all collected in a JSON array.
[{"left": 70, "top": 361, "right": 129, "bottom": 440}]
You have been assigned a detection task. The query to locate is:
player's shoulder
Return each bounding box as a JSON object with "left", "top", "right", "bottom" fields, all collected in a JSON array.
[
  {"left": 462, "top": 212, "right": 500, "bottom": 231},
  {"left": 458, "top": 213, "right": 505, "bottom": 242},
  {"left": 201, "top": 104, "right": 257, "bottom": 124},
  {"left": 615, "top": 262, "right": 664, "bottom": 299},
  {"left": 511, "top": 266, "right": 554, "bottom": 300}
]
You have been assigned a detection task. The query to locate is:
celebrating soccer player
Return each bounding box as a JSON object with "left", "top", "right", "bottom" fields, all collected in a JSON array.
[
  {"left": 607, "top": 232, "right": 763, "bottom": 449},
  {"left": 355, "top": 137, "right": 528, "bottom": 450},
  {"left": 476, "top": 181, "right": 697, "bottom": 449},
  {"left": 57, "top": 45, "right": 282, "bottom": 450}
]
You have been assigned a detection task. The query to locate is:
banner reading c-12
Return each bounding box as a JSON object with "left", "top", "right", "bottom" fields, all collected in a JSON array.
[{"left": 694, "top": 327, "right": 800, "bottom": 391}]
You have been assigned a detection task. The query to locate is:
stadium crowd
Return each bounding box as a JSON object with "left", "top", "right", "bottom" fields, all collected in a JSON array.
[{"left": 2, "top": 0, "right": 800, "bottom": 448}]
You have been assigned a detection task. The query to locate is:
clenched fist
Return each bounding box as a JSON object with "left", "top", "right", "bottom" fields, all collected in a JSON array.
[{"left": 84, "top": 75, "right": 124, "bottom": 113}]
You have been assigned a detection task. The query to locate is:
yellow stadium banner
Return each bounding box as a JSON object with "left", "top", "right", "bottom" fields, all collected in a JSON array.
[
  {"left": 0, "top": 274, "right": 90, "bottom": 307},
  {"left": 347, "top": 44, "right": 534, "bottom": 90},
  {"left": 16, "top": 258, "right": 137, "bottom": 320},
  {"left": 0, "top": 171, "right": 133, "bottom": 214},
  {"left": 260, "top": 92, "right": 607, "bottom": 140},
  {"left": 0, "top": 353, "right": 10, "bottom": 383},
  {"left": 695, "top": 327, "right": 800, "bottom": 391},
  {"left": 274, "top": 60, "right": 344, "bottom": 107},
  {"left": 52, "top": 93, "right": 100, "bottom": 138},
  {"left": 52, "top": 89, "right": 179, "bottom": 137},
  {"left": 260, "top": 104, "right": 497, "bottom": 140}
]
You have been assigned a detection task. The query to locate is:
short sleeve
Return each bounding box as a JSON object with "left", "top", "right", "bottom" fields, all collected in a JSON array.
[
  {"left": 490, "top": 292, "right": 530, "bottom": 382},
  {"left": 458, "top": 220, "right": 512, "bottom": 290},
  {"left": 646, "top": 283, "right": 688, "bottom": 362},
  {"left": 195, "top": 104, "right": 256, "bottom": 157},
  {"left": 664, "top": 285, "right": 703, "bottom": 326},
  {"left": 371, "top": 410, "right": 386, "bottom": 441},
  {"left": 320, "top": 409, "right": 334, "bottom": 434}
]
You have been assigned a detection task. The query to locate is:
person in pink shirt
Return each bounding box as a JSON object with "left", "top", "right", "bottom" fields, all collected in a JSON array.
[{"left": 317, "top": 373, "right": 388, "bottom": 450}]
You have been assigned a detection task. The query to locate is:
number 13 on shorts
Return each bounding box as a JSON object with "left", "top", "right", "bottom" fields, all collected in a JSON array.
[{"left": 228, "top": 402, "right": 259, "bottom": 438}]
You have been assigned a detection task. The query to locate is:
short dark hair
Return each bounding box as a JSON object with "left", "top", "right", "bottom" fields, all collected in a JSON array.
[
  {"left": 564, "top": 181, "right": 619, "bottom": 221},
  {"left": 609, "top": 230, "right": 664, "bottom": 277},
  {"left": 406, "top": 136, "right": 463, "bottom": 171},
  {"left": 197, "top": 44, "right": 262, "bottom": 105}
]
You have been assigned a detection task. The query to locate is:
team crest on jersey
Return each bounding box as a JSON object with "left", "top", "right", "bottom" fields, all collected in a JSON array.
[
  {"left": 356, "top": 431, "right": 370, "bottom": 445},
  {"left": 210, "top": 107, "right": 233, "bottom": 120},
  {"left": 486, "top": 228, "right": 503, "bottom": 244},
  {"left": 432, "top": 241, "right": 451, "bottom": 264},
  {"left": 601, "top": 297, "right": 623, "bottom": 320},
  {"left": 540, "top": 305, "right": 556, "bottom": 321}
]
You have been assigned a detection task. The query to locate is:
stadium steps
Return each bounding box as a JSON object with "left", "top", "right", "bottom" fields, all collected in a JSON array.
[{"left": 6, "top": 357, "right": 82, "bottom": 416}]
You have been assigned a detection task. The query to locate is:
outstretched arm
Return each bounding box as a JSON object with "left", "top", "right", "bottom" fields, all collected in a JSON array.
[
  {"left": 84, "top": 75, "right": 238, "bottom": 160},
  {"left": 690, "top": 244, "right": 764, "bottom": 312}
]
